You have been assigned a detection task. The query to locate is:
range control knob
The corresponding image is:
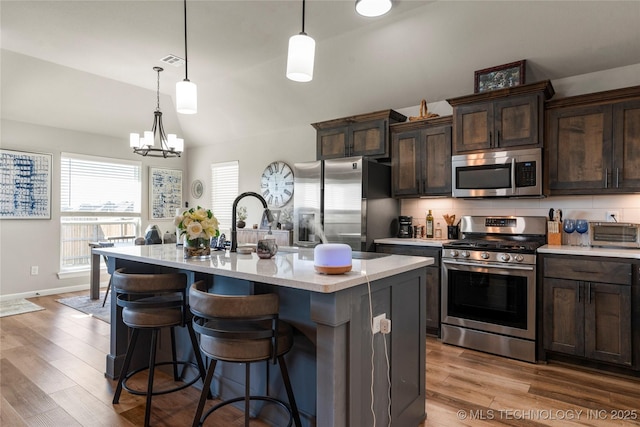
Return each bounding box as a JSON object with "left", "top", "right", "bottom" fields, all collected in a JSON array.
[
  {"left": 500, "top": 253, "right": 511, "bottom": 262},
  {"left": 480, "top": 252, "right": 490, "bottom": 260},
  {"left": 514, "top": 254, "right": 525, "bottom": 262},
  {"left": 461, "top": 250, "right": 471, "bottom": 258},
  {"left": 449, "top": 250, "right": 459, "bottom": 257}
]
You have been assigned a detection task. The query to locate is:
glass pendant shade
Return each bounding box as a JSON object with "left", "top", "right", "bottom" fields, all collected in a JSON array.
[
  {"left": 176, "top": 80, "right": 197, "bottom": 114},
  {"left": 356, "top": 0, "right": 392, "bottom": 17},
  {"left": 130, "top": 133, "right": 141, "bottom": 149},
  {"left": 286, "top": 33, "right": 316, "bottom": 83},
  {"left": 144, "top": 131, "right": 154, "bottom": 147}
]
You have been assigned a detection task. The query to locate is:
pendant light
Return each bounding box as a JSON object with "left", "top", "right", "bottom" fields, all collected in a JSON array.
[
  {"left": 130, "top": 67, "right": 184, "bottom": 158},
  {"left": 286, "top": 0, "right": 315, "bottom": 82},
  {"left": 355, "top": 0, "right": 392, "bottom": 17},
  {"left": 176, "top": 0, "right": 197, "bottom": 114}
]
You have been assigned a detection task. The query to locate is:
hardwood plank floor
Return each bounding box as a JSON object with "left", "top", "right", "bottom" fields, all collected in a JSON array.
[{"left": 1, "top": 291, "right": 639, "bottom": 426}]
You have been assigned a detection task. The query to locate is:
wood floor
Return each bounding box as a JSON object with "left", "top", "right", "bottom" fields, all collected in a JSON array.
[{"left": 1, "top": 291, "right": 639, "bottom": 427}]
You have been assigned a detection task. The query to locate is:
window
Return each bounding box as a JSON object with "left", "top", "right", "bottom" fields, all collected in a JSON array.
[
  {"left": 211, "top": 161, "right": 238, "bottom": 234},
  {"left": 60, "top": 153, "right": 141, "bottom": 271}
]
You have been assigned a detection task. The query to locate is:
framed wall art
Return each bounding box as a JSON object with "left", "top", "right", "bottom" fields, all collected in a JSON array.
[
  {"left": 0, "top": 149, "right": 52, "bottom": 219},
  {"left": 149, "top": 167, "right": 182, "bottom": 220},
  {"left": 474, "top": 60, "right": 526, "bottom": 93}
]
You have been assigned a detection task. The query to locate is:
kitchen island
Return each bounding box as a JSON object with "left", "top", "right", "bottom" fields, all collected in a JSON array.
[{"left": 92, "top": 244, "right": 432, "bottom": 427}]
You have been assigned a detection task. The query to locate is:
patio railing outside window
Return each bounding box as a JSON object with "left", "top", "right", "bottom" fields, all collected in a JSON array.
[{"left": 60, "top": 217, "right": 139, "bottom": 269}]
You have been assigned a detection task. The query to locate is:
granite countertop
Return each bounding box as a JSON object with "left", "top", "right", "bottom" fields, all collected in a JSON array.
[
  {"left": 374, "top": 238, "right": 451, "bottom": 247},
  {"left": 538, "top": 244, "right": 640, "bottom": 259},
  {"left": 93, "top": 244, "right": 433, "bottom": 294}
]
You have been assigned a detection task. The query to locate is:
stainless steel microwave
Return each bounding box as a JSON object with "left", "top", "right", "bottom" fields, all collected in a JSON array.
[{"left": 452, "top": 148, "right": 543, "bottom": 198}]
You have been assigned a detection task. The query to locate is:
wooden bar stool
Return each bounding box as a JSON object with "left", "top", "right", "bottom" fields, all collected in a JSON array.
[
  {"left": 189, "top": 281, "right": 302, "bottom": 427},
  {"left": 111, "top": 269, "right": 208, "bottom": 427}
]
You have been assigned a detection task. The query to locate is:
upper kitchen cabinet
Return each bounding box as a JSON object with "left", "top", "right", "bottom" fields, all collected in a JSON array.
[
  {"left": 546, "top": 86, "right": 640, "bottom": 195},
  {"left": 447, "top": 81, "right": 555, "bottom": 154},
  {"left": 390, "top": 116, "right": 452, "bottom": 197},
  {"left": 312, "top": 109, "right": 407, "bottom": 160}
]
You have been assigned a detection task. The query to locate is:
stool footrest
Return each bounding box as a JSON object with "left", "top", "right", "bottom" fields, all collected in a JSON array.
[
  {"left": 122, "top": 361, "right": 202, "bottom": 396},
  {"left": 199, "top": 395, "right": 294, "bottom": 427}
]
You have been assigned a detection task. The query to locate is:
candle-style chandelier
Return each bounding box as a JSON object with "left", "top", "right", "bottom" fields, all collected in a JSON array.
[{"left": 130, "top": 67, "right": 184, "bottom": 158}]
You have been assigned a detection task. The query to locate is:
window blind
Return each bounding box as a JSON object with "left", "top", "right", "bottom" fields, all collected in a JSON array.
[
  {"left": 61, "top": 153, "right": 141, "bottom": 214},
  {"left": 211, "top": 161, "right": 238, "bottom": 233}
]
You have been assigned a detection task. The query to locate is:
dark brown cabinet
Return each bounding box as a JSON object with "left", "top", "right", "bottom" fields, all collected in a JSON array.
[
  {"left": 390, "top": 116, "right": 452, "bottom": 197},
  {"left": 546, "top": 86, "right": 640, "bottom": 195},
  {"left": 312, "top": 109, "right": 406, "bottom": 160},
  {"left": 447, "top": 81, "right": 554, "bottom": 154},
  {"left": 542, "top": 255, "right": 633, "bottom": 367},
  {"left": 375, "top": 244, "right": 440, "bottom": 336}
]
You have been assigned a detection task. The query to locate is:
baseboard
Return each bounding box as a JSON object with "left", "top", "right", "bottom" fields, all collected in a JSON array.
[{"left": 0, "top": 283, "right": 107, "bottom": 302}]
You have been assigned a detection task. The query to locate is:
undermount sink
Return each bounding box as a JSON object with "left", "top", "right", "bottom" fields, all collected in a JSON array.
[{"left": 351, "top": 251, "right": 391, "bottom": 260}]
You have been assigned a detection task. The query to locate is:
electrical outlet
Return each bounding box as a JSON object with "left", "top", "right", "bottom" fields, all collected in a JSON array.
[
  {"left": 372, "top": 313, "right": 386, "bottom": 334},
  {"left": 30, "top": 266, "right": 39, "bottom": 275},
  {"left": 606, "top": 211, "right": 619, "bottom": 222},
  {"left": 380, "top": 318, "right": 392, "bottom": 334}
]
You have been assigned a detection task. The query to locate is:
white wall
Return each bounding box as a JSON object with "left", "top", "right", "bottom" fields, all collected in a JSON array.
[
  {"left": 0, "top": 119, "right": 187, "bottom": 299},
  {"left": 185, "top": 124, "right": 317, "bottom": 233}
]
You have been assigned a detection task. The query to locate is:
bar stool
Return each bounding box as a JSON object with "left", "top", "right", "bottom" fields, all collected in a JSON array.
[
  {"left": 189, "top": 281, "right": 302, "bottom": 427},
  {"left": 111, "top": 269, "right": 208, "bottom": 427}
]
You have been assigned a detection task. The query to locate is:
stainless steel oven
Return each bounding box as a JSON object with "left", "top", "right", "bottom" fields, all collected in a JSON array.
[{"left": 441, "top": 216, "right": 546, "bottom": 363}]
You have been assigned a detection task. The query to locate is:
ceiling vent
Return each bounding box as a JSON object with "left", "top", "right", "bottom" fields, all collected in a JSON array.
[{"left": 160, "top": 55, "right": 185, "bottom": 67}]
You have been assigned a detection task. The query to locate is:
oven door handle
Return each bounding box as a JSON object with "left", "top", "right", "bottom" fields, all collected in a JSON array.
[{"left": 443, "top": 259, "right": 535, "bottom": 271}]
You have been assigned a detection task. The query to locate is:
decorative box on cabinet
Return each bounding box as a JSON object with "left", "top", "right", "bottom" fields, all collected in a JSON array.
[
  {"left": 542, "top": 255, "right": 635, "bottom": 369},
  {"left": 312, "top": 109, "right": 407, "bottom": 160},
  {"left": 447, "top": 80, "right": 554, "bottom": 154},
  {"left": 390, "top": 116, "right": 452, "bottom": 197},
  {"left": 545, "top": 85, "right": 640, "bottom": 195},
  {"left": 375, "top": 244, "right": 441, "bottom": 336}
]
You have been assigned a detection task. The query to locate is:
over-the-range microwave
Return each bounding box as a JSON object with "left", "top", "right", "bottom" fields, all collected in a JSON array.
[{"left": 452, "top": 147, "right": 543, "bottom": 198}]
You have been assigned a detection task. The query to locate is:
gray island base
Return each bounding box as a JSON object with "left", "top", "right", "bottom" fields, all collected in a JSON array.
[{"left": 92, "top": 244, "right": 432, "bottom": 427}]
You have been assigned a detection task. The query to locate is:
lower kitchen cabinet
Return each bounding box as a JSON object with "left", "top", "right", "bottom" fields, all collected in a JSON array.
[
  {"left": 376, "top": 243, "right": 440, "bottom": 336},
  {"left": 542, "top": 255, "right": 635, "bottom": 368}
]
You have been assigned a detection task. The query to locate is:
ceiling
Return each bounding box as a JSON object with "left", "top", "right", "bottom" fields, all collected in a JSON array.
[{"left": 2, "top": 0, "right": 640, "bottom": 149}]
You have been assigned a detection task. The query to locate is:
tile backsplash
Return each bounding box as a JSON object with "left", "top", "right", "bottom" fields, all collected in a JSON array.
[{"left": 401, "top": 194, "right": 640, "bottom": 244}]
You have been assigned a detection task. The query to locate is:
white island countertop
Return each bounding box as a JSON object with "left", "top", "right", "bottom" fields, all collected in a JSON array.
[
  {"left": 94, "top": 244, "right": 433, "bottom": 294},
  {"left": 538, "top": 244, "right": 640, "bottom": 259}
]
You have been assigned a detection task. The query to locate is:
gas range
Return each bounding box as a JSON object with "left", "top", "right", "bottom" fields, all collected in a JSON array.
[
  {"left": 442, "top": 216, "right": 547, "bottom": 265},
  {"left": 440, "top": 215, "right": 547, "bottom": 363}
]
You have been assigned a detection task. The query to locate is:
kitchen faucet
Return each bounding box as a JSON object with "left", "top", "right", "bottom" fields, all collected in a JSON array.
[{"left": 230, "top": 192, "right": 274, "bottom": 252}]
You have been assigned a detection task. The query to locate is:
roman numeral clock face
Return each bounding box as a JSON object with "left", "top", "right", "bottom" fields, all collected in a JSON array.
[{"left": 260, "top": 161, "right": 294, "bottom": 208}]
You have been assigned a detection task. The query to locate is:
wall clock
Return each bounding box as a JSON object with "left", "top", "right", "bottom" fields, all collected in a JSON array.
[{"left": 260, "top": 161, "right": 294, "bottom": 208}]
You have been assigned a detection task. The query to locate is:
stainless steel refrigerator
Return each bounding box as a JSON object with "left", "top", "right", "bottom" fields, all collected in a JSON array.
[{"left": 293, "top": 156, "right": 399, "bottom": 251}]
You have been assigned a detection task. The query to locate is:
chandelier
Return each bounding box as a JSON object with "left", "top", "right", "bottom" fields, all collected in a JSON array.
[{"left": 130, "top": 67, "right": 184, "bottom": 158}]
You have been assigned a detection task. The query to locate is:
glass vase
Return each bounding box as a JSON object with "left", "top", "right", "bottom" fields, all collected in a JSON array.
[{"left": 183, "top": 237, "right": 211, "bottom": 260}]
